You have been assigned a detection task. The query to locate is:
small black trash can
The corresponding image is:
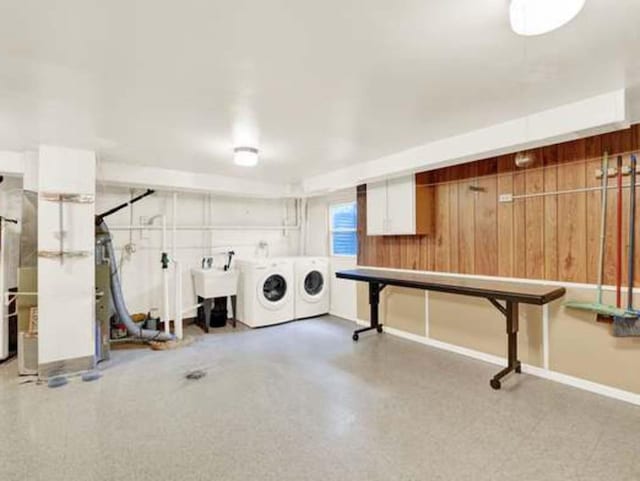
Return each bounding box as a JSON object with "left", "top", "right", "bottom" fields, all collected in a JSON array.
[{"left": 197, "top": 296, "right": 228, "bottom": 328}]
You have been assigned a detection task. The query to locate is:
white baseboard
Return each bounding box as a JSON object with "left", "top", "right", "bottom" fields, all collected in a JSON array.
[
  {"left": 329, "top": 311, "right": 356, "bottom": 322},
  {"left": 347, "top": 317, "right": 640, "bottom": 406}
]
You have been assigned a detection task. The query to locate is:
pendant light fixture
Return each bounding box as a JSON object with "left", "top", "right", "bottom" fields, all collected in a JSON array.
[
  {"left": 510, "top": 0, "right": 586, "bottom": 36},
  {"left": 233, "top": 146, "right": 259, "bottom": 167}
]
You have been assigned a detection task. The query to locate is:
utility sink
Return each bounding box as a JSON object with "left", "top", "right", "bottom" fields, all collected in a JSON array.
[{"left": 192, "top": 268, "right": 239, "bottom": 299}]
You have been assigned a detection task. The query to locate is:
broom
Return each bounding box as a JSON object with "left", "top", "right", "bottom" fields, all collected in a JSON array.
[
  {"left": 565, "top": 153, "right": 635, "bottom": 318},
  {"left": 613, "top": 153, "right": 640, "bottom": 336}
]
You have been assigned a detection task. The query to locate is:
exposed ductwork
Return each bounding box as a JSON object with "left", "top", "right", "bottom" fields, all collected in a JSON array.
[{"left": 97, "top": 220, "right": 174, "bottom": 342}]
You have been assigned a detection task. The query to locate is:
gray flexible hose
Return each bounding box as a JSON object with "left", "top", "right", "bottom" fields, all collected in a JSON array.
[{"left": 98, "top": 220, "right": 174, "bottom": 341}]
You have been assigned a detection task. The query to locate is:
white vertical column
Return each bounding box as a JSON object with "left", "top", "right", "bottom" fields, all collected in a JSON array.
[{"left": 37, "top": 146, "right": 96, "bottom": 375}]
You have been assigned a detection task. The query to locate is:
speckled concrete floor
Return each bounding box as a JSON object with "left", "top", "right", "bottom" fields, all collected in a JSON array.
[{"left": 1, "top": 316, "right": 639, "bottom": 481}]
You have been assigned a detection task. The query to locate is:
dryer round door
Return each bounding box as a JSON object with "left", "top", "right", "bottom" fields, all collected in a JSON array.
[
  {"left": 299, "top": 269, "right": 326, "bottom": 303},
  {"left": 257, "top": 271, "right": 291, "bottom": 310}
]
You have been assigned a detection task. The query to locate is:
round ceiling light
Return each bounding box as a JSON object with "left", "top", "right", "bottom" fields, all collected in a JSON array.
[
  {"left": 233, "top": 146, "right": 259, "bottom": 167},
  {"left": 510, "top": 0, "right": 586, "bottom": 36}
]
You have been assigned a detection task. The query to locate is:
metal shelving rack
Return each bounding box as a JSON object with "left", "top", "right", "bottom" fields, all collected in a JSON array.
[{"left": 38, "top": 192, "right": 95, "bottom": 263}]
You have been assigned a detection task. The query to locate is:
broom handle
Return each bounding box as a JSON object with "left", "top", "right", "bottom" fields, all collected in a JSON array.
[
  {"left": 597, "top": 153, "right": 609, "bottom": 305},
  {"left": 616, "top": 156, "right": 623, "bottom": 308},
  {"left": 628, "top": 154, "right": 637, "bottom": 311}
]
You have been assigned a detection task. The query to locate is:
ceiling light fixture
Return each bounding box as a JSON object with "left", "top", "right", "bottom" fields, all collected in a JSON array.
[
  {"left": 233, "top": 146, "right": 259, "bottom": 167},
  {"left": 510, "top": 0, "right": 585, "bottom": 36}
]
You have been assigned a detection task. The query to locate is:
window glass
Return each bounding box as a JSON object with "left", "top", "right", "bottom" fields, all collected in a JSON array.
[{"left": 330, "top": 202, "right": 357, "bottom": 256}]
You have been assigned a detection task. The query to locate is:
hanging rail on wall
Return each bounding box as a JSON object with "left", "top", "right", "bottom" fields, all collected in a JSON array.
[{"left": 499, "top": 181, "right": 640, "bottom": 203}]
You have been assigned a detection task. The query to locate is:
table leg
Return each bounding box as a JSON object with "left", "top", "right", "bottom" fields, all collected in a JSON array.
[
  {"left": 490, "top": 300, "right": 521, "bottom": 390},
  {"left": 352, "top": 282, "right": 385, "bottom": 341}
]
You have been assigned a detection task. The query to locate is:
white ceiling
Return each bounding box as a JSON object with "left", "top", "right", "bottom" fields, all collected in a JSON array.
[{"left": 0, "top": 0, "right": 639, "bottom": 184}]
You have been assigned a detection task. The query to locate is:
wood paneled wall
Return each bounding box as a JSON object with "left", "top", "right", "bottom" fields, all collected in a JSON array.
[{"left": 357, "top": 124, "right": 640, "bottom": 286}]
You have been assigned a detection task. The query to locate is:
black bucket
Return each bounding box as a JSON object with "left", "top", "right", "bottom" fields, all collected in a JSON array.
[{"left": 209, "top": 297, "right": 228, "bottom": 328}]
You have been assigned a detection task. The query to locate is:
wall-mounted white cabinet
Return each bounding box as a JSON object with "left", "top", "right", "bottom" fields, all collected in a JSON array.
[{"left": 366, "top": 174, "right": 433, "bottom": 236}]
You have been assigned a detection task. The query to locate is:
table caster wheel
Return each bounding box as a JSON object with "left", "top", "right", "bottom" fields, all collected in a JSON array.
[
  {"left": 352, "top": 333, "right": 359, "bottom": 342},
  {"left": 490, "top": 379, "right": 501, "bottom": 390},
  {"left": 376, "top": 325, "right": 383, "bottom": 333}
]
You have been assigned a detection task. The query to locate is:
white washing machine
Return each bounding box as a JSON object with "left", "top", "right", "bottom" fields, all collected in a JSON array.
[
  {"left": 292, "top": 257, "right": 330, "bottom": 319},
  {"left": 235, "top": 258, "right": 295, "bottom": 327}
]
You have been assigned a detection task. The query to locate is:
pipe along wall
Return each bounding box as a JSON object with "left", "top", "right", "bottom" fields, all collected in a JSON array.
[{"left": 94, "top": 186, "right": 301, "bottom": 325}]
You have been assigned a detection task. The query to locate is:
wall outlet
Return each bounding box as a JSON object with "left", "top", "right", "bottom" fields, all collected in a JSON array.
[{"left": 498, "top": 193, "right": 513, "bottom": 203}]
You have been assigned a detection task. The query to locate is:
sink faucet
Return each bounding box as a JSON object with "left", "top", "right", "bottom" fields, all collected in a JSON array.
[{"left": 201, "top": 256, "right": 214, "bottom": 269}]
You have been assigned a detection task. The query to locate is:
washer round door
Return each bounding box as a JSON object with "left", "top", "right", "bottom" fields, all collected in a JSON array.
[
  {"left": 258, "top": 271, "right": 290, "bottom": 310},
  {"left": 300, "top": 269, "right": 326, "bottom": 303}
]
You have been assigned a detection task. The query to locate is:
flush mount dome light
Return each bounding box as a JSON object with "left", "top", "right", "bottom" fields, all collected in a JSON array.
[
  {"left": 233, "top": 146, "right": 259, "bottom": 167},
  {"left": 510, "top": 0, "right": 585, "bottom": 36}
]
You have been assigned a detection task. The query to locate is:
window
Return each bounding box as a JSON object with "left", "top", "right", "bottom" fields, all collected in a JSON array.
[{"left": 329, "top": 202, "right": 357, "bottom": 257}]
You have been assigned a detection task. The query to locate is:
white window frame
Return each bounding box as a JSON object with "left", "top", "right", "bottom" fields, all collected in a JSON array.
[{"left": 329, "top": 201, "right": 357, "bottom": 258}]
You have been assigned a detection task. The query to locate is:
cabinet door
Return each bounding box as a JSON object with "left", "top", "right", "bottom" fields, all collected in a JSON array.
[
  {"left": 386, "top": 175, "right": 415, "bottom": 235},
  {"left": 366, "top": 181, "right": 387, "bottom": 236}
]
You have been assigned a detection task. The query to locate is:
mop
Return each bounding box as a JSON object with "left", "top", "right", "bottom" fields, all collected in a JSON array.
[
  {"left": 565, "top": 153, "right": 636, "bottom": 318},
  {"left": 613, "top": 154, "right": 640, "bottom": 336},
  {"left": 616, "top": 155, "right": 623, "bottom": 308}
]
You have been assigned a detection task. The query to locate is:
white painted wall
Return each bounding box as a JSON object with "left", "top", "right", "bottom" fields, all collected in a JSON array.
[
  {"left": 305, "top": 188, "right": 358, "bottom": 321},
  {"left": 37, "top": 146, "right": 96, "bottom": 365},
  {"left": 0, "top": 151, "right": 25, "bottom": 177},
  {"left": 95, "top": 185, "right": 300, "bottom": 318}
]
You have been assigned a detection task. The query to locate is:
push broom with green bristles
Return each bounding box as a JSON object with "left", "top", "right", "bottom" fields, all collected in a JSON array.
[{"left": 565, "top": 153, "right": 637, "bottom": 318}]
